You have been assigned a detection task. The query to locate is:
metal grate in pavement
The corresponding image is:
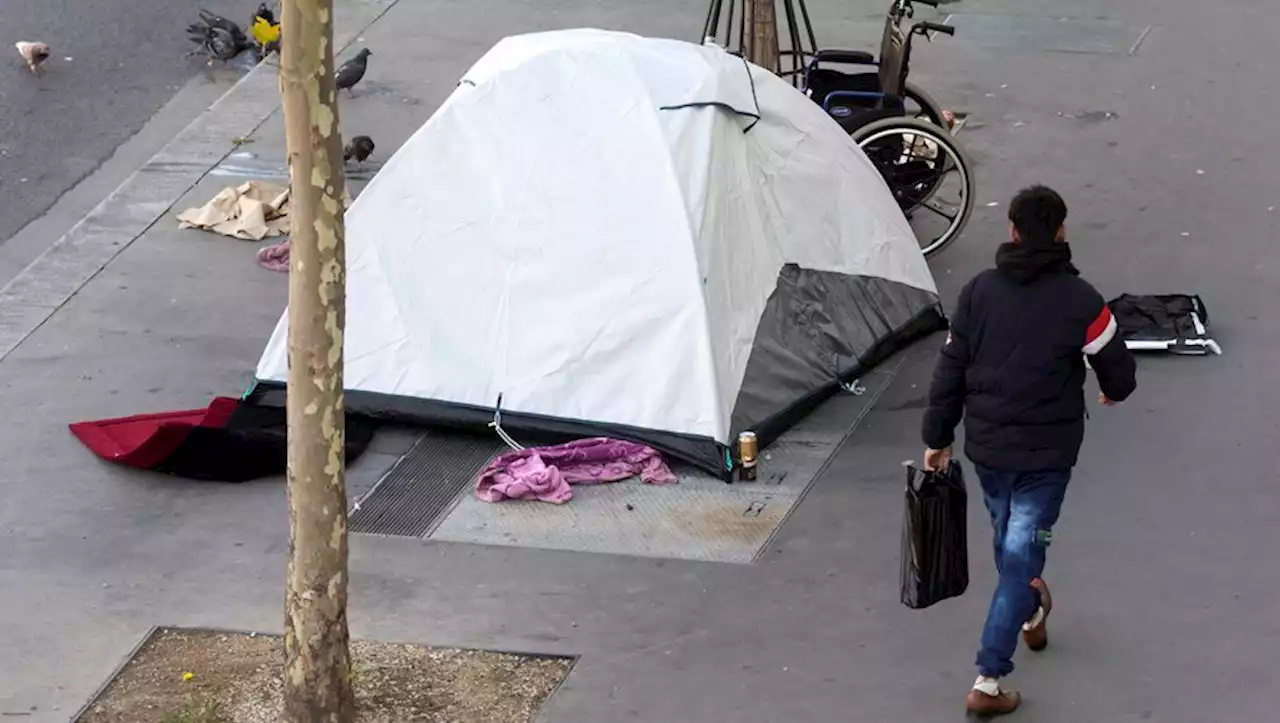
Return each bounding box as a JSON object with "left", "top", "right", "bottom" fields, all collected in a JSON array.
[{"left": 349, "top": 432, "right": 505, "bottom": 538}]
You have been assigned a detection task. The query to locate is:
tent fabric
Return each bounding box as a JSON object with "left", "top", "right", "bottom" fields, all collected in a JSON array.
[
  {"left": 70, "top": 398, "right": 241, "bottom": 470},
  {"left": 731, "top": 266, "right": 942, "bottom": 437},
  {"left": 70, "top": 398, "right": 377, "bottom": 482},
  {"left": 252, "top": 29, "right": 943, "bottom": 475},
  {"left": 1108, "top": 294, "right": 1221, "bottom": 355}
]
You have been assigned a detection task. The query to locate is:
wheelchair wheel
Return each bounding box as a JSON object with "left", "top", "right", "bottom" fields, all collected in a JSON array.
[
  {"left": 851, "top": 116, "right": 974, "bottom": 258},
  {"left": 899, "top": 82, "right": 949, "bottom": 130}
]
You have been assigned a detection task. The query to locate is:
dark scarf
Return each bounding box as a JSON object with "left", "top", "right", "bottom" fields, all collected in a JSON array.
[{"left": 995, "top": 241, "right": 1079, "bottom": 285}]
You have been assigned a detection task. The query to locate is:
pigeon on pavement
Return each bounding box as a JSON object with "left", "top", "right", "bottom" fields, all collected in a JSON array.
[
  {"left": 335, "top": 48, "right": 371, "bottom": 95},
  {"left": 187, "top": 9, "right": 250, "bottom": 63},
  {"left": 343, "top": 136, "right": 376, "bottom": 168},
  {"left": 15, "top": 41, "right": 51, "bottom": 75}
]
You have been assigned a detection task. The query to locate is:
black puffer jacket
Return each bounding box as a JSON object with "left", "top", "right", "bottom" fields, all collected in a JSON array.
[{"left": 921, "top": 242, "right": 1137, "bottom": 471}]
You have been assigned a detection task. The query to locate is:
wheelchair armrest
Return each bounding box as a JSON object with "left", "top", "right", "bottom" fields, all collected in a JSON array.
[{"left": 813, "top": 49, "right": 876, "bottom": 65}]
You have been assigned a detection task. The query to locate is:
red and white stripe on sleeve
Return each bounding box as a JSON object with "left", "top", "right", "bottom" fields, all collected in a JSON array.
[{"left": 1083, "top": 306, "right": 1118, "bottom": 355}]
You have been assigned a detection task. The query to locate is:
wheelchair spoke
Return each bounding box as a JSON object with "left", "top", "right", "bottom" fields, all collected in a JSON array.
[{"left": 897, "top": 184, "right": 946, "bottom": 213}]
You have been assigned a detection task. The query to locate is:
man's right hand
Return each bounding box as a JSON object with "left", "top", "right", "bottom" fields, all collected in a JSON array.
[
  {"left": 923, "top": 446, "right": 952, "bottom": 472},
  {"left": 1098, "top": 392, "right": 1118, "bottom": 406}
]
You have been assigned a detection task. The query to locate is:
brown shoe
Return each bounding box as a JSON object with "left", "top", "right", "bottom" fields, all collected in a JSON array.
[
  {"left": 966, "top": 687, "right": 1022, "bottom": 716},
  {"left": 1022, "top": 578, "right": 1053, "bottom": 652}
]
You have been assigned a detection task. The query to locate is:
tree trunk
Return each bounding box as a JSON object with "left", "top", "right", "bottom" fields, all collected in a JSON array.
[
  {"left": 743, "top": 0, "right": 780, "bottom": 73},
  {"left": 279, "top": 0, "right": 354, "bottom": 721}
]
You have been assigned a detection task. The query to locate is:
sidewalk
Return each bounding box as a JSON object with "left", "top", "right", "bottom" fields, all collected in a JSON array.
[{"left": 2, "top": 0, "right": 1277, "bottom": 721}]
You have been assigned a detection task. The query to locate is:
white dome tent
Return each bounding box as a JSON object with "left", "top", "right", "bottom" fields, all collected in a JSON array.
[{"left": 249, "top": 29, "right": 945, "bottom": 477}]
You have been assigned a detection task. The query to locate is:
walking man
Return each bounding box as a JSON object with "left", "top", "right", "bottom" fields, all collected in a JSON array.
[{"left": 921, "top": 186, "right": 1137, "bottom": 715}]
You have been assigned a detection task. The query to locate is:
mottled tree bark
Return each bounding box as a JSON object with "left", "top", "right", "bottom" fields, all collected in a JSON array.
[
  {"left": 743, "top": 0, "right": 780, "bottom": 73},
  {"left": 279, "top": 0, "right": 354, "bottom": 721}
]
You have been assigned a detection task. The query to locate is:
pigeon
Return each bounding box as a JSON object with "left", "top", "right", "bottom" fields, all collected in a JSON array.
[
  {"left": 343, "top": 136, "right": 376, "bottom": 167},
  {"left": 253, "top": 2, "right": 275, "bottom": 25},
  {"left": 335, "top": 48, "right": 371, "bottom": 95},
  {"left": 187, "top": 9, "right": 251, "bottom": 62},
  {"left": 15, "top": 41, "right": 51, "bottom": 76},
  {"left": 194, "top": 8, "right": 247, "bottom": 42}
]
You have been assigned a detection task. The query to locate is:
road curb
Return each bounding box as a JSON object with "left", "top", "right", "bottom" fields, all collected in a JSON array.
[{"left": 0, "top": 0, "right": 398, "bottom": 362}]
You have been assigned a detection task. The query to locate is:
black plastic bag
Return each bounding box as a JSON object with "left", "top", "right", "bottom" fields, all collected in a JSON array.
[{"left": 900, "top": 462, "right": 969, "bottom": 609}]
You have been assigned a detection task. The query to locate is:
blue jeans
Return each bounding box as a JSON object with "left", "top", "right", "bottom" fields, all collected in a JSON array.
[{"left": 974, "top": 466, "right": 1071, "bottom": 678}]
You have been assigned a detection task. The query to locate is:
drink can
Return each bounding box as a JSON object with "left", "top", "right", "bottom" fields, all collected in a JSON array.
[{"left": 738, "top": 431, "right": 759, "bottom": 482}]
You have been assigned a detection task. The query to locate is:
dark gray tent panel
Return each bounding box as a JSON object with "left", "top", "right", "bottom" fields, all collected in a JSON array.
[{"left": 731, "top": 265, "right": 944, "bottom": 449}]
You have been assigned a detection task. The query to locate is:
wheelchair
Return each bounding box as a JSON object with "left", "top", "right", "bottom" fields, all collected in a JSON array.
[{"left": 701, "top": 0, "right": 975, "bottom": 258}]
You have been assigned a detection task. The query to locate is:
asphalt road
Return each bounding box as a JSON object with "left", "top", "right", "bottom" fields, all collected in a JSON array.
[{"left": 0, "top": 0, "right": 261, "bottom": 245}]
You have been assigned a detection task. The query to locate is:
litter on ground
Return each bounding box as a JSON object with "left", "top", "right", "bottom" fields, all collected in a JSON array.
[{"left": 176, "top": 181, "right": 291, "bottom": 241}]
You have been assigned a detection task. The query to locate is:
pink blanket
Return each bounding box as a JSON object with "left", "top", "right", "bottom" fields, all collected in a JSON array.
[
  {"left": 476, "top": 437, "right": 677, "bottom": 504},
  {"left": 257, "top": 240, "right": 290, "bottom": 272}
]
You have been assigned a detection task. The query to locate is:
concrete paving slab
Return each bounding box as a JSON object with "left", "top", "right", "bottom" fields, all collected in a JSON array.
[
  {"left": 430, "top": 363, "right": 904, "bottom": 563},
  {"left": 436, "top": 476, "right": 792, "bottom": 564}
]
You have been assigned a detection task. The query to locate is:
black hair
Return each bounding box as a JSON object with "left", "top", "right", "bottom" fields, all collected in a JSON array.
[{"left": 1008, "top": 185, "right": 1068, "bottom": 247}]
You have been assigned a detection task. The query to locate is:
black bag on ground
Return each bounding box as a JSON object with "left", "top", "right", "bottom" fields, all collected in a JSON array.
[{"left": 900, "top": 462, "right": 969, "bottom": 609}]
